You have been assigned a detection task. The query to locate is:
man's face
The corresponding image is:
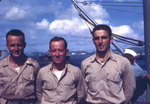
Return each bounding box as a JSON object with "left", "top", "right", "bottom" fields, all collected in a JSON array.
[
  {"left": 6, "top": 35, "right": 26, "bottom": 59},
  {"left": 93, "top": 30, "right": 113, "bottom": 53},
  {"left": 49, "top": 40, "right": 68, "bottom": 65}
]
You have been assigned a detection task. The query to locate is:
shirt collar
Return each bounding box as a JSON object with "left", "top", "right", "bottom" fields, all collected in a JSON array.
[
  {"left": 50, "top": 61, "right": 69, "bottom": 72},
  {"left": 2, "top": 55, "right": 32, "bottom": 67},
  {"left": 90, "top": 50, "right": 117, "bottom": 63}
]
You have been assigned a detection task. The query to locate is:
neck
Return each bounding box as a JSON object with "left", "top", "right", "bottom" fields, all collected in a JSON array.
[
  {"left": 52, "top": 61, "right": 66, "bottom": 71},
  {"left": 96, "top": 49, "right": 110, "bottom": 63},
  {"left": 9, "top": 54, "right": 26, "bottom": 67}
]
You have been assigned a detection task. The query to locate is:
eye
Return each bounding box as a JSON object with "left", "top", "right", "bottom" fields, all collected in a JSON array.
[
  {"left": 102, "top": 36, "right": 108, "bottom": 39},
  {"left": 94, "top": 37, "right": 99, "bottom": 40},
  {"left": 51, "top": 49, "right": 56, "bottom": 53},
  {"left": 17, "top": 44, "right": 24, "bottom": 47},
  {"left": 10, "top": 44, "right": 15, "bottom": 47},
  {"left": 58, "top": 49, "right": 64, "bottom": 52}
]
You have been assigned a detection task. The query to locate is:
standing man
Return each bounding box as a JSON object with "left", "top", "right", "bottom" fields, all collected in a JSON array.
[
  {"left": 81, "top": 24, "right": 136, "bottom": 104},
  {"left": 36, "top": 36, "right": 86, "bottom": 104},
  {"left": 0, "top": 29, "right": 40, "bottom": 104},
  {"left": 123, "top": 49, "right": 150, "bottom": 103}
]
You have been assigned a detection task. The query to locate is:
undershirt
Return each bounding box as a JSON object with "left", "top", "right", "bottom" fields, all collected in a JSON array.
[
  {"left": 15, "top": 67, "right": 20, "bottom": 73},
  {"left": 53, "top": 70, "right": 63, "bottom": 80}
]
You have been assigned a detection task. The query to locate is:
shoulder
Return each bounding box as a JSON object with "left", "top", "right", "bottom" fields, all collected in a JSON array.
[
  {"left": 111, "top": 52, "right": 129, "bottom": 64},
  {"left": 38, "top": 64, "right": 51, "bottom": 74},
  {"left": 0, "top": 56, "right": 9, "bottom": 67},
  {"left": 27, "top": 57, "right": 40, "bottom": 66},
  {"left": 0, "top": 50, "right": 8, "bottom": 61},
  {"left": 81, "top": 54, "right": 95, "bottom": 65},
  {"left": 67, "top": 63, "right": 83, "bottom": 79},
  {"left": 67, "top": 63, "right": 81, "bottom": 72},
  {"left": 26, "top": 57, "right": 40, "bottom": 72}
]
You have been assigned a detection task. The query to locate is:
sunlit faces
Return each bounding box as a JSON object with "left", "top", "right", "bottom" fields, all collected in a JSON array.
[
  {"left": 49, "top": 40, "right": 69, "bottom": 65},
  {"left": 93, "top": 30, "right": 113, "bottom": 53},
  {"left": 6, "top": 35, "right": 26, "bottom": 58}
]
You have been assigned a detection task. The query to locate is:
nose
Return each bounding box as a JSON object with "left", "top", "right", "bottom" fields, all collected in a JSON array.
[
  {"left": 14, "top": 45, "right": 19, "bottom": 50},
  {"left": 55, "top": 50, "right": 59, "bottom": 56},
  {"left": 98, "top": 38, "right": 102, "bottom": 43}
]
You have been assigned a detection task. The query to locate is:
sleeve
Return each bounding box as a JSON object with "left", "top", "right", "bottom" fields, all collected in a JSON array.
[
  {"left": 76, "top": 69, "right": 86, "bottom": 104},
  {"left": 132, "top": 63, "right": 147, "bottom": 79},
  {"left": 122, "top": 59, "right": 136, "bottom": 104},
  {"left": 36, "top": 69, "right": 43, "bottom": 102},
  {"left": 81, "top": 61, "right": 86, "bottom": 78}
]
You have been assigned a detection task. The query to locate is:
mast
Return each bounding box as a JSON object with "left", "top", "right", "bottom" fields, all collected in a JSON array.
[
  {"left": 71, "top": 0, "right": 143, "bottom": 54},
  {"left": 143, "top": 0, "right": 150, "bottom": 102}
]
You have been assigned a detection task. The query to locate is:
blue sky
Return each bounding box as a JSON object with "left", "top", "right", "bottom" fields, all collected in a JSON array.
[{"left": 0, "top": 0, "right": 143, "bottom": 52}]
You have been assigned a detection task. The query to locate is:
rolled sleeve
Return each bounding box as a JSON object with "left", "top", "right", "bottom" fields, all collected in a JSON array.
[
  {"left": 76, "top": 69, "right": 86, "bottom": 103},
  {"left": 122, "top": 60, "right": 136, "bottom": 104},
  {"left": 36, "top": 70, "right": 43, "bottom": 101}
]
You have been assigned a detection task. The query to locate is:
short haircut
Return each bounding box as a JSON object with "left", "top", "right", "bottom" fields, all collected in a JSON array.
[
  {"left": 49, "top": 36, "right": 67, "bottom": 49},
  {"left": 6, "top": 29, "right": 25, "bottom": 43},
  {"left": 92, "top": 24, "right": 112, "bottom": 37},
  {"left": 123, "top": 53, "right": 135, "bottom": 64}
]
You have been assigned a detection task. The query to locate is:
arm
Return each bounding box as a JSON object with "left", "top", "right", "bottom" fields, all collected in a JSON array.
[
  {"left": 36, "top": 70, "right": 43, "bottom": 102},
  {"left": 122, "top": 60, "right": 136, "bottom": 104},
  {"left": 76, "top": 69, "right": 86, "bottom": 104}
]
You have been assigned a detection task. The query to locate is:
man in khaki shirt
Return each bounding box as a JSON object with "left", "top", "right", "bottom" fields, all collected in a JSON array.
[
  {"left": 81, "top": 24, "right": 136, "bottom": 104},
  {"left": 36, "top": 36, "right": 86, "bottom": 104},
  {"left": 0, "top": 29, "right": 40, "bottom": 104}
]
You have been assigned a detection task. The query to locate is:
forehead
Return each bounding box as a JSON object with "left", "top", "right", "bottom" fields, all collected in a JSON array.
[
  {"left": 7, "top": 35, "right": 24, "bottom": 43},
  {"left": 50, "top": 40, "right": 65, "bottom": 48},
  {"left": 93, "top": 30, "right": 109, "bottom": 37}
]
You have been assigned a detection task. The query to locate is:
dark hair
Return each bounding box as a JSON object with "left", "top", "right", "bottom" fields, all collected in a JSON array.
[
  {"left": 92, "top": 24, "right": 112, "bottom": 37},
  {"left": 49, "top": 36, "right": 67, "bottom": 49},
  {"left": 123, "top": 53, "right": 135, "bottom": 64},
  {"left": 6, "top": 29, "right": 25, "bottom": 43}
]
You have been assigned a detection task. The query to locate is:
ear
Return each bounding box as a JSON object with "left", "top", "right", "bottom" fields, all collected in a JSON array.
[
  {"left": 6, "top": 43, "right": 9, "bottom": 49},
  {"left": 24, "top": 42, "right": 26, "bottom": 48},
  {"left": 133, "top": 59, "right": 136, "bottom": 63},
  {"left": 92, "top": 37, "right": 96, "bottom": 44},
  {"left": 66, "top": 49, "right": 69, "bottom": 55},
  {"left": 110, "top": 36, "right": 113, "bottom": 44},
  {"left": 48, "top": 50, "right": 51, "bottom": 56}
]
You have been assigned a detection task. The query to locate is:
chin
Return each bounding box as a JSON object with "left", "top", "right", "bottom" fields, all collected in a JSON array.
[{"left": 12, "top": 55, "right": 21, "bottom": 58}]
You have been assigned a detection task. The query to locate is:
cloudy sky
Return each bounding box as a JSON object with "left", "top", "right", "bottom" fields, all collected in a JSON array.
[{"left": 0, "top": 0, "right": 143, "bottom": 52}]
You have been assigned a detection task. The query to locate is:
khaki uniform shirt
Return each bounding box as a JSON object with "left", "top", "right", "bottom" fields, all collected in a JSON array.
[
  {"left": 81, "top": 51, "right": 136, "bottom": 104},
  {"left": 36, "top": 62, "right": 86, "bottom": 104},
  {"left": 0, "top": 55, "right": 40, "bottom": 100}
]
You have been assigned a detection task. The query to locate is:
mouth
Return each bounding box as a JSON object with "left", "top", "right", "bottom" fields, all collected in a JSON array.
[{"left": 98, "top": 45, "right": 104, "bottom": 49}]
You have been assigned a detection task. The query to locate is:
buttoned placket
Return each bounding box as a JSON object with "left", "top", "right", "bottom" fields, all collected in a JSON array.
[{"left": 51, "top": 64, "right": 68, "bottom": 103}]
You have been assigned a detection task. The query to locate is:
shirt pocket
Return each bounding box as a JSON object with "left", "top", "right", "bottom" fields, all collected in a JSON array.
[
  {"left": 42, "top": 82, "right": 54, "bottom": 102},
  {"left": 22, "top": 70, "right": 35, "bottom": 96},
  {"left": 107, "top": 73, "right": 122, "bottom": 94},
  {"left": 0, "top": 77, "right": 13, "bottom": 95},
  {"left": 0, "top": 77, "right": 11, "bottom": 85},
  {"left": 43, "top": 82, "right": 53, "bottom": 90},
  {"left": 86, "top": 74, "right": 101, "bottom": 92}
]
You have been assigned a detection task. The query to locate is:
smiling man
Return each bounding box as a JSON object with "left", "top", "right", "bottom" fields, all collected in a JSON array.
[
  {"left": 36, "top": 36, "right": 86, "bottom": 104},
  {"left": 81, "top": 24, "right": 136, "bottom": 104},
  {"left": 0, "top": 29, "right": 40, "bottom": 104}
]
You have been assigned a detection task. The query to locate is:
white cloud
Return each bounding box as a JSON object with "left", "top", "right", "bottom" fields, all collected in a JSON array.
[
  {"left": 82, "top": 3, "right": 109, "bottom": 19},
  {"left": 5, "top": 7, "right": 26, "bottom": 20},
  {"left": 132, "top": 21, "right": 144, "bottom": 30},
  {"left": 111, "top": 25, "right": 139, "bottom": 39},
  {"left": 49, "top": 18, "right": 90, "bottom": 36},
  {"left": 36, "top": 19, "right": 49, "bottom": 29},
  {"left": 48, "top": 3, "right": 109, "bottom": 37}
]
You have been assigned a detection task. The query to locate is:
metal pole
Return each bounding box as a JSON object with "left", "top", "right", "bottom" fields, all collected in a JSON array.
[{"left": 143, "top": 0, "right": 150, "bottom": 102}]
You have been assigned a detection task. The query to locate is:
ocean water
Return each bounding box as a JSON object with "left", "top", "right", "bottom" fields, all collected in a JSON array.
[
  {"left": 69, "top": 51, "right": 145, "bottom": 69},
  {"left": 39, "top": 51, "right": 145, "bottom": 69}
]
